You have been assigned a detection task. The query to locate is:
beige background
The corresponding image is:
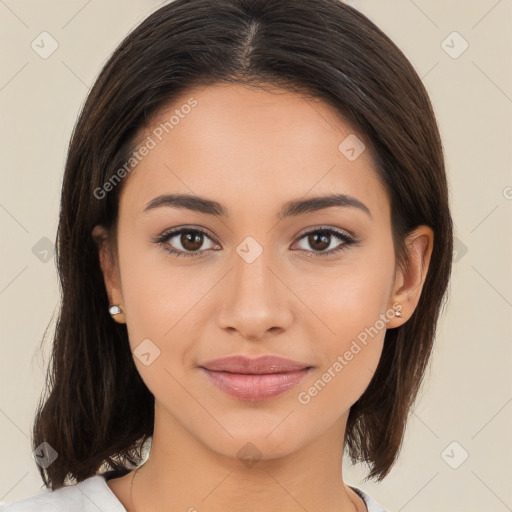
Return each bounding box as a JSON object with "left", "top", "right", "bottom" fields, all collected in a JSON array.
[{"left": 1, "top": 0, "right": 511, "bottom": 510}]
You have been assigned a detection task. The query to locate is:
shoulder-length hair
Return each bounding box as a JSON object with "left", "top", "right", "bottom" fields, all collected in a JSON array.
[{"left": 33, "top": 0, "right": 453, "bottom": 490}]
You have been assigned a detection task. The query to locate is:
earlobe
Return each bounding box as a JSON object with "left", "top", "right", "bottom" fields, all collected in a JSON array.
[{"left": 108, "top": 304, "right": 126, "bottom": 324}]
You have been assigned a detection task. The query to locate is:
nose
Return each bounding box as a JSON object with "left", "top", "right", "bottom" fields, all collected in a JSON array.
[{"left": 217, "top": 248, "right": 293, "bottom": 341}]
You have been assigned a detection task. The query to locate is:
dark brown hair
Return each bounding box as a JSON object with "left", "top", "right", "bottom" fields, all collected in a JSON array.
[{"left": 33, "top": 0, "right": 453, "bottom": 490}]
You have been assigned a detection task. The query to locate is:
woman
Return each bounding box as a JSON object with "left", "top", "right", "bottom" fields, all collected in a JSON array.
[{"left": 2, "top": 0, "right": 453, "bottom": 510}]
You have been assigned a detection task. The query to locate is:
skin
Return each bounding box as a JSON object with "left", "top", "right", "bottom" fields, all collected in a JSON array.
[{"left": 93, "top": 83, "right": 433, "bottom": 512}]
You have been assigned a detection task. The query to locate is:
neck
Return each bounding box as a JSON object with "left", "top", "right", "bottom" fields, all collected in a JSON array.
[{"left": 127, "top": 404, "right": 365, "bottom": 512}]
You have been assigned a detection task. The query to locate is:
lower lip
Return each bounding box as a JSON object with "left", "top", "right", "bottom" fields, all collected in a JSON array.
[{"left": 200, "top": 367, "right": 312, "bottom": 401}]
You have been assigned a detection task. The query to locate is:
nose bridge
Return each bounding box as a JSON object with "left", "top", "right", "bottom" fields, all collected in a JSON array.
[
  {"left": 217, "top": 236, "right": 292, "bottom": 339},
  {"left": 234, "top": 238, "right": 272, "bottom": 296}
]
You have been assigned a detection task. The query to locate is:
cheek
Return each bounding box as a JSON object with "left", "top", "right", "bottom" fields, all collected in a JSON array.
[
  {"left": 296, "top": 278, "right": 390, "bottom": 415},
  {"left": 116, "top": 230, "right": 195, "bottom": 342},
  {"left": 296, "top": 249, "right": 394, "bottom": 409},
  {"left": 299, "top": 255, "right": 393, "bottom": 348},
  {"left": 116, "top": 235, "right": 213, "bottom": 395}
]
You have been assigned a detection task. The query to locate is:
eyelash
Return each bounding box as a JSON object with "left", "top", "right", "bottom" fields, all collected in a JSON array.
[{"left": 152, "top": 226, "right": 358, "bottom": 259}]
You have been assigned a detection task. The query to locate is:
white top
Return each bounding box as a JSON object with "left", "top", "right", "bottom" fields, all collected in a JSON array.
[{"left": 0, "top": 474, "right": 389, "bottom": 512}]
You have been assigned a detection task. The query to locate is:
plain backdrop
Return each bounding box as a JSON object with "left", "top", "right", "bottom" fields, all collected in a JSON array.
[{"left": 0, "top": 1, "right": 511, "bottom": 511}]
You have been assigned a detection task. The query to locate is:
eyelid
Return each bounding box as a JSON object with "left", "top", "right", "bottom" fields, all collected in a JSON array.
[
  {"left": 151, "top": 225, "right": 220, "bottom": 258},
  {"left": 291, "top": 226, "right": 358, "bottom": 257},
  {"left": 155, "top": 225, "right": 217, "bottom": 243},
  {"left": 153, "top": 224, "right": 359, "bottom": 258},
  {"left": 294, "top": 224, "right": 355, "bottom": 241}
]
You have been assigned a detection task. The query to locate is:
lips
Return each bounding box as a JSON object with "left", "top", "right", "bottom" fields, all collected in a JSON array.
[
  {"left": 200, "top": 354, "right": 312, "bottom": 374},
  {"left": 199, "top": 355, "right": 313, "bottom": 401}
]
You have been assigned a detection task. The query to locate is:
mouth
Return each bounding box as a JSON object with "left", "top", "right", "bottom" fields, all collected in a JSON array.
[
  {"left": 199, "top": 355, "right": 314, "bottom": 401},
  {"left": 200, "top": 354, "right": 312, "bottom": 374}
]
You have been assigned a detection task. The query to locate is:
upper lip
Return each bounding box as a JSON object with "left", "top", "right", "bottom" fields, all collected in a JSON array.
[{"left": 200, "top": 355, "right": 312, "bottom": 374}]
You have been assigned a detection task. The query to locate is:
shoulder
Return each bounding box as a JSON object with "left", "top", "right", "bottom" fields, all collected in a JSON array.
[
  {"left": 0, "top": 474, "right": 126, "bottom": 512},
  {"left": 349, "top": 485, "right": 390, "bottom": 512}
]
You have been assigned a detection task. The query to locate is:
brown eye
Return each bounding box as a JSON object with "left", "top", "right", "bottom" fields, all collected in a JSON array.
[
  {"left": 154, "top": 227, "right": 219, "bottom": 258},
  {"left": 307, "top": 232, "right": 331, "bottom": 251},
  {"left": 180, "top": 231, "right": 204, "bottom": 251},
  {"left": 293, "top": 227, "right": 358, "bottom": 258}
]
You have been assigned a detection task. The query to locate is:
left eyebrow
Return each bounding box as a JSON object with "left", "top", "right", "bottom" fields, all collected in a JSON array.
[
  {"left": 142, "top": 192, "right": 372, "bottom": 219},
  {"left": 278, "top": 193, "right": 372, "bottom": 220}
]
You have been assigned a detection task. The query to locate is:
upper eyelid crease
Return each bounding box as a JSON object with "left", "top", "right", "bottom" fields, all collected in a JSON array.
[{"left": 143, "top": 193, "right": 372, "bottom": 220}]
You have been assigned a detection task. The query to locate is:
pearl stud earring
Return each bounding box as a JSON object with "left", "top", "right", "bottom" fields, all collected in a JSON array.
[{"left": 109, "top": 305, "right": 123, "bottom": 316}]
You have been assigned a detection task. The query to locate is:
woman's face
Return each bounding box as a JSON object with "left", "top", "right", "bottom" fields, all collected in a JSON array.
[{"left": 95, "top": 83, "right": 426, "bottom": 460}]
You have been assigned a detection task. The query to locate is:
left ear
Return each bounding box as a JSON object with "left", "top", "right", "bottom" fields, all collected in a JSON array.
[{"left": 387, "top": 225, "right": 434, "bottom": 327}]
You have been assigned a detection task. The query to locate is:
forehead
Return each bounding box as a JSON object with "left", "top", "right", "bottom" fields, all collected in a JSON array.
[{"left": 119, "top": 83, "right": 390, "bottom": 223}]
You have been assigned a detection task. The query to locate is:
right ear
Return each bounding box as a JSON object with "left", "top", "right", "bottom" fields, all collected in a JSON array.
[{"left": 92, "top": 225, "right": 126, "bottom": 324}]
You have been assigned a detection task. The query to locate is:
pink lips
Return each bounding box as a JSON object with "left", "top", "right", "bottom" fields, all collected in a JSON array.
[{"left": 199, "top": 355, "right": 313, "bottom": 401}]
